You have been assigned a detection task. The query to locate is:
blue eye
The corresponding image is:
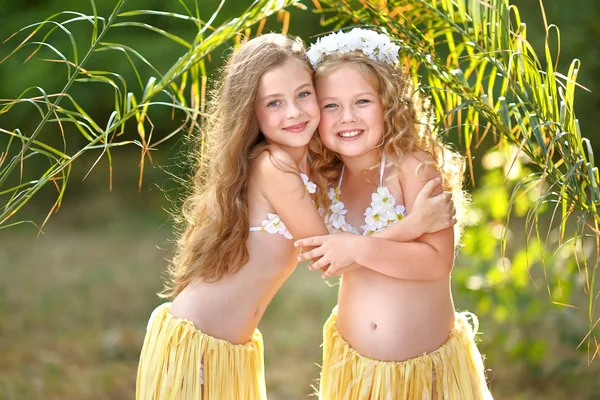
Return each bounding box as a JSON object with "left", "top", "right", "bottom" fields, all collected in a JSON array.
[
  {"left": 323, "top": 103, "right": 337, "bottom": 109},
  {"left": 357, "top": 99, "right": 370, "bottom": 105},
  {"left": 267, "top": 100, "right": 280, "bottom": 107},
  {"left": 299, "top": 91, "right": 311, "bottom": 98}
]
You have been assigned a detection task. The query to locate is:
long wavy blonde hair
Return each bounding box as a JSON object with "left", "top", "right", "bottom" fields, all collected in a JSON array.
[
  {"left": 164, "top": 34, "right": 321, "bottom": 297},
  {"left": 310, "top": 52, "right": 468, "bottom": 238}
]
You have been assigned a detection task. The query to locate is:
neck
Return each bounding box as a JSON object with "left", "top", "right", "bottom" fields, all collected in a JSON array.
[{"left": 340, "top": 148, "right": 381, "bottom": 178}]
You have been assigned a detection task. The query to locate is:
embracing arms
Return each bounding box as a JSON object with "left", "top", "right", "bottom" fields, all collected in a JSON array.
[{"left": 295, "top": 152, "right": 457, "bottom": 280}]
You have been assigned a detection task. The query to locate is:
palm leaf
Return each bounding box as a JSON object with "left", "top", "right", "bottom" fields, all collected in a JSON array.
[
  {"left": 2, "top": 0, "right": 598, "bottom": 360},
  {"left": 313, "top": 0, "right": 599, "bottom": 359},
  {"left": 0, "top": 0, "right": 300, "bottom": 232}
]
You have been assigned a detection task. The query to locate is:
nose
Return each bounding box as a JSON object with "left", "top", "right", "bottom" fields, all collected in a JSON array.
[
  {"left": 286, "top": 101, "right": 302, "bottom": 119},
  {"left": 340, "top": 106, "right": 356, "bottom": 124}
]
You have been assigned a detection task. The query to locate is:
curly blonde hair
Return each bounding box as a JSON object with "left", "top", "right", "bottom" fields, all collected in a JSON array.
[
  {"left": 310, "top": 52, "right": 467, "bottom": 237},
  {"left": 164, "top": 34, "right": 324, "bottom": 297}
]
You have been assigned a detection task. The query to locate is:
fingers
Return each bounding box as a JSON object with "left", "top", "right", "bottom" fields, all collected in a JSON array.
[
  {"left": 297, "top": 248, "right": 325, "bottom": 262},
  {"left": 294, "top": 236, "right": 326, "bottom": 248},
  {"left": 308, "top": 257, "right": 330, "bottom": 271},
  {"left": 439, "top": 194, "right": 454, "bottom": 214},
  {"left": 445, "top": 199, "right": 456, "bottom": 223},
  {"left": 322, "top": 267, "right": 335, "bottom": 278},
  {"left": 420, "top": 177, "right": 442, "bottom": 197},
  {"left": 323, "top": 265, "right": 344, "bottom": 278},
  {"left": 446, "top": 199, "right": 455, "bottom": 213},
  {"left": 321, "top": 264, "right": 337, "bottom": 277},
  {"left": 440, "top": 191, "right": 452, "bottom": 202}
]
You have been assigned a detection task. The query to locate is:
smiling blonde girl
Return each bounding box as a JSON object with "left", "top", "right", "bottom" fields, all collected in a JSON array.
[{"left": 296, "top": 29, "right": 493, "bottom": 399}]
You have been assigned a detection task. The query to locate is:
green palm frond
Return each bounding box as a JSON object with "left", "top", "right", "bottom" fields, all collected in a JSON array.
[
  {"left": 0, "top": 0, "right": 299, "bottom": 230},
  {"left": 1, "top": 0, "right": 598, "bottom": 360},
  {"left": 314, "top": 0, "right": 599, "bottom": 359}
]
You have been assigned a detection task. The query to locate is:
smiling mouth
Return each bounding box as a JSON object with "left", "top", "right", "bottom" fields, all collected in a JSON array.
[
  {"left": 338, "top": 130, "right": 363, "bottom": 138},
  {"left": 283, "top": 121, "right": 309, "bottom": 132}
]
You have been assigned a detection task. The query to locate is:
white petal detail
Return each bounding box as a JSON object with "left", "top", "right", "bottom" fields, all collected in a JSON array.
[
  {"left": 307, "top": 28, "right": 400, "bottom": 69},
  {"left": 300, "top": 173, "right": 317, "bottom": 194}
]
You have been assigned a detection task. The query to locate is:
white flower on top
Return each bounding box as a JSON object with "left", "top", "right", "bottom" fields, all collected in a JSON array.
[
  {"left": 306, "top": 45, "right": 323, "bottom": 67},
  {"left": 327, "top": 200, "right": 348, "bottom": 231},
  {"left": 308, "top": 28, "right": 400, "bottom": 69},
  {"left": 323, "top": 188, "right": 360, "bottom": 234},
  {"left": 394, "top": 204, "right": 407, "bottom": 219},
  {"left": 261, "top": 213, "right": 293, "bottom": 240},
  {"left": 327, "top": 187, "right": 340, "bottom": 201},
  {"left": 372, "top": 187, "right": 395, "bottom": 210},
  {"left": 362, "top": 206, "right": 386, "bottom": 235},
  {"left": 300, "top": 173, "right": 317, "bottom": 194},
  {"left": 361, "top": 187, "right": 406, "bottom": 234}
]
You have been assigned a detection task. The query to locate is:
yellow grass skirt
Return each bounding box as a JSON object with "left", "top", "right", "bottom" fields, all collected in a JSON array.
[
  {"left": 319, "top": 307, "right": 493, "bottom": 400},
  {"left": 136, "top": 302, "right": 266, "bottom": 400}
]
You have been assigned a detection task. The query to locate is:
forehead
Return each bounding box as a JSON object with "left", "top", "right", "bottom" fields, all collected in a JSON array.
[
  {"left": 315, "top": 65, "right": 376, "bottom": 96},
  {"left": 257, "top": 58, "right": 313, "bottom": 96}
]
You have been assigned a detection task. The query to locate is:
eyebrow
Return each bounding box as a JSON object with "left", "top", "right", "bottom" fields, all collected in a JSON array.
[
  {"left": 319, "top": 91, "right": 376, "bottom": 102},
  {"left": 259, "top": 83, "right": 313, "bottom": 101}
]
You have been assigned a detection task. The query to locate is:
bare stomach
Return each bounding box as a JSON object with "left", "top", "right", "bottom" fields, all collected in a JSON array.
[
  {"left": 169, "top": 235, "right": 299, "bottom": 344},
  {"left": 336, "top": 268, "right": 455, "bottom": 361}
]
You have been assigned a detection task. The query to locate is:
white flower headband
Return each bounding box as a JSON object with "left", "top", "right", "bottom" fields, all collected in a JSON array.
[{"left": 307, "top": 28, "right": 400, "bottom": 68}]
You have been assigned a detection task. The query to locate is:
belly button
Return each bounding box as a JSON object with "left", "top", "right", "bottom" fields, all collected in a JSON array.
[{"left": 371, "top": 323, "right": 377, "bottom": 330}]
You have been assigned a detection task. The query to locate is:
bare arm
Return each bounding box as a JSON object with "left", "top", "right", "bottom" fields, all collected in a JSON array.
[
  {"left": 350, "top": 152, "right": 455, "bottom": 280},
  {"left": 296, "top": 153, "right": 455, "bottom": 280},
  {"left": 371, "top": 177, "right": 455, "bottom": 240},
  {"left": 254, "top": 149, "right": 329, "bottom": 240}
]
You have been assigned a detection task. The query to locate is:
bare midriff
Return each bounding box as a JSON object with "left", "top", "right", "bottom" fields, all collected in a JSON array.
[
  {"left": 169, "top": 232, "right": 299, "bottom": 345},
  {"left": 336, "top": 267, "right": 456, "bottom": 361}
]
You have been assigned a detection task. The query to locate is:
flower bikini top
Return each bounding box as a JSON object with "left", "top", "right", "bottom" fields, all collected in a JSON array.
[
  {"left": 249, "top": 173, "right": 317, "bottom": 240},
  {"left": 322, "top": 153, "right": 406, "bottom": 235}
]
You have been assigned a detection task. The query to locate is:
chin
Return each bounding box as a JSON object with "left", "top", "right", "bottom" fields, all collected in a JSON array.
[
  {"left": 335, "top": 145, "right": 370, "bottom": 157},
  {"left": 286, "top": 138, "right": 313, "bottom": 149}
]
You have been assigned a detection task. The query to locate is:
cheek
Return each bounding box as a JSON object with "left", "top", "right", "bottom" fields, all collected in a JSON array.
[
  {"left": 301, "top": 98, "right": 320, "bottom": 121},
  {"left": 368, "top": 107, "right": 384, "bottom": 129},
  {"left": 255, "top": 109, "right": 266, "bottom": 129},
  {"left": 256, "top": 110, "right": 276, "bottom": 131},
  {"left": 372, "top": 118, "right": 385, "bottom": 142},
  {"left": 318, "top": 113, "right": 334, "bottom": 134},
  {"left": 309, "top": 101, "right": 321, "bottom": 118}
]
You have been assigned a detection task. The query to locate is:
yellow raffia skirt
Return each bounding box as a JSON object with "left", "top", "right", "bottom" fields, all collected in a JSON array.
[
  {"left": 136, "top": 302, "right": 267, "bottom": 400},
  {"left": 319, "top": 307, "right": 493, "bottom": 400}
]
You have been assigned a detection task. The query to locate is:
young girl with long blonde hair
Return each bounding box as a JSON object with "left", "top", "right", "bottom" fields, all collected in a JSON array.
[
  {"left": 295, "top": 29, "right": 493, "bottom": 399},
  {"left": 135, "top": 33, "right": 456, "bottom": 399}
]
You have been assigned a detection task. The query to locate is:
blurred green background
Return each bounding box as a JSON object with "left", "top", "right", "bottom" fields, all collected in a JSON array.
[{"left": 1, "top": 1, "right": 600, "bottom": 399}]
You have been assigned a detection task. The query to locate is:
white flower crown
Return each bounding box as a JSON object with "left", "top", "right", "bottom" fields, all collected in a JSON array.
[{"left": 307, "top": 28, "right": 400, "bottom": 68}]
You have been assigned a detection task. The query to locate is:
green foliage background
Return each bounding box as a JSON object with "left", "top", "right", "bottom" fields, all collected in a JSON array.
[{"left": 0, "top": 0, "right": 599, "bottom": 399}]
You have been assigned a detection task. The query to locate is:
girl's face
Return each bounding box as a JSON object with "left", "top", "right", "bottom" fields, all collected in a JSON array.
[
  {"left": 316, "top": 65, "right": 384, "bottom": 160},
  {"left": 255, "top": 58, "right": 320, "bottom": 151}
]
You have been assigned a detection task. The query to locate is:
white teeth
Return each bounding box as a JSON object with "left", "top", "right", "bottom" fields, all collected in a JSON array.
[{"left": 339, "top": 130, "right": 361, "bottom": 138}]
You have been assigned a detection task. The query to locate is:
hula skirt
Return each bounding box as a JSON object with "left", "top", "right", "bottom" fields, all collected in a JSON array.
[
  {"left": 136, "top": 302, "right": 266, "bottom": 399},
  {"left": 319, "top": 307, "right": 493, "bottom": 400}
]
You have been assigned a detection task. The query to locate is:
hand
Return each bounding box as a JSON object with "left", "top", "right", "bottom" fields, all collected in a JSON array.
[
  {"left": 294, "top": 233, "right": 362, "bottom": 278},
  {"left": 412, "top": 178, "right": 456, "bottom": 233}
]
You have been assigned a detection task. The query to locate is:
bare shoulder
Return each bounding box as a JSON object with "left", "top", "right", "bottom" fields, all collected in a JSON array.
[
  {"left": 398, "top": 151, "right": 440, "bottom": 183},
  {"left": 252, "top": 144, "right": 297, "bottom": 180},
  {"left": 397, "top": 151, "right": 442, "bottom": 209}
]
